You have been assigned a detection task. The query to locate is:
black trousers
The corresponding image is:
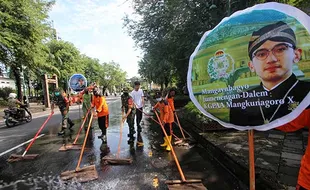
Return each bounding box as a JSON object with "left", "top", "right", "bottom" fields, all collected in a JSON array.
[
  {"left": 164, "top": 123, "right": 171, "bottom": 136},
  {"left": 136, "top": 107, "right": 143, "bottom": 132},
  {"left": 296, "top": 184, "right": 307, "bottom": 190},
  {"left": 98, "top": 115, "right": 109, "bottom": 135}
]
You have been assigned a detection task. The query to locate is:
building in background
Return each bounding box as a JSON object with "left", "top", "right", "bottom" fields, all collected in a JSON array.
[{"left": 0, "top": 63, "right": 15, "bottom": 89}]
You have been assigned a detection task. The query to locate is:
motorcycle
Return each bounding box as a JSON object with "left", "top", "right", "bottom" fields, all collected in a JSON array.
[{"left": 3, "top": 104, "right": 32, "bottom": 127}]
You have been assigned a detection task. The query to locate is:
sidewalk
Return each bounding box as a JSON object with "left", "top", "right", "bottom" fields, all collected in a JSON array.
[
  {"left": 178, "top": 110, "right": 307, "bottom": 189},
  {"left": 0, "top": 103, "right": 82, "bottom": 124},
  {"left": 0, "top": 103, "right": 48, "bottom": 119}
]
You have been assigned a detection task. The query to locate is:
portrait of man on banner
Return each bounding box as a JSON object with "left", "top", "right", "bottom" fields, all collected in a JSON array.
[
  {"left": 187, "top": 3, "right": 310, "bottom": 131},
  {"left": 230, "top": 21, "right": 310, "bottom": 126}
]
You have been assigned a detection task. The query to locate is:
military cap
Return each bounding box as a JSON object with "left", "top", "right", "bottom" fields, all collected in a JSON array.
[{"left": 248, "top": 21, "right": 296, "bottom": 60}]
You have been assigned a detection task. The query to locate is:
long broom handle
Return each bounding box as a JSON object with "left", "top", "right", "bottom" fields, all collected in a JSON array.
[
  {"left": 136, "top": 107, "right": 183, "bottom": 141},
  {"left": 154, "top": 110, "right": 186, "bottom": 182},
  {"left": 138, "top": 107, "right": 183, "bottom": 141},
  {"left": 173, "top": 121, "right": 193, "bottom": 139},
  {"left": 116, "top": 114, "right": 125, "bottom": 158},
  {"left": 136, "top": 107, "right": 160, "bottom": 125},
  {"left": 76, "top": 112, "right": 93, "bottom": 171},
  {"left": 174, "top": 112, "right": 186, "bottom": 139},
  {"left": 73, "top": 108, "right": 91, "bottom": 144},
  {"left": 22, "top": 112, "right": 53, "bottom": 157}
]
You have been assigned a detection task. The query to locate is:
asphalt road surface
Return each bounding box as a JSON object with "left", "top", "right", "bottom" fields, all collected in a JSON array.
[{"left": 0, "top": 99, "right": 242, "bottom": 190}]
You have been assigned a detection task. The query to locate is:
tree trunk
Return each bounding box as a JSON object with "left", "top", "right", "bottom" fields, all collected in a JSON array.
[
  {"left": 12, "top": 68, "right": 23, "bottom": 102},
  {"left": 102, "top": 86, "right": 107, "bottom": 96},
  {"left": 63, "top": 80, "right": 66, "bottom": 93},
  {"left": 164, "top": 78, "right": 169, "bottom": 89},
  {"left": 27, "top": 80, "right": 31, "bottom": 97},
  {"left": 160, "top": 83, "right": 164, "bottom": 91}
]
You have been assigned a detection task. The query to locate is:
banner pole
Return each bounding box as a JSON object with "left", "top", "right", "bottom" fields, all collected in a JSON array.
[{"left": 248, "top": 129, "right": 255, "bottom": 190}]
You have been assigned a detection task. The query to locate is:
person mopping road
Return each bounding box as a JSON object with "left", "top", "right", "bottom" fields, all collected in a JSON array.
[
  {"left": 51, "top": 88, "right": 75, "bottom": 149},
  {"left": 92, "top": 87, "right": 109, "bottom": 143},
  {"left": 130, "top": 81, "right": 144, "bottom": 147},
  {"left": 121, "top": 87, "right": 136, "bottom": 144},
  {"left": 82, "top": 88, "right": 92, "bottom": 133}
]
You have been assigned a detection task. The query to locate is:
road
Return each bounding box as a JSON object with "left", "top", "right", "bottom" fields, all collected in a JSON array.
[{"left": 0, "top": 99, "right": 242, "bottom": 190}]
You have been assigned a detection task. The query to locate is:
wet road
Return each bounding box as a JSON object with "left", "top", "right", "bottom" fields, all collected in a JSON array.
[{"left": 0, "top": 99, "right": 242, "bottom": 190}]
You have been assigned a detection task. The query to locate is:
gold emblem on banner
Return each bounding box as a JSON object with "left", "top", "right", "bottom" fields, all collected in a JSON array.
[{"left": 288, "top": 101, "right": 299, "bottom": 111}]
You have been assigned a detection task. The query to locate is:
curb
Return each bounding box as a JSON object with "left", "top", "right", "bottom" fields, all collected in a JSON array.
[{"left": 180, "top": 117, "right": 280, "bottom": 190}]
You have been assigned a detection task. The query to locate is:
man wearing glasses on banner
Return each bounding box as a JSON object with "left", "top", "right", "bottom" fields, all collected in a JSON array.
[{"left": 230, "top": 21, "right": 310, "bottom": 126}]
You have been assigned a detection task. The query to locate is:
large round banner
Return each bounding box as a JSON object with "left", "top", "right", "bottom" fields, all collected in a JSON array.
[
  {"left": 187, "top": 2, "right": 310, "bottom": 131},
  {"left": 69, "top": 74, "right": 87, "bottom": 92}
]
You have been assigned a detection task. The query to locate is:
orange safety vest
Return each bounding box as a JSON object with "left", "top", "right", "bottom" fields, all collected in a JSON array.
[
  {"left": 277, "top": 108, "right": 310, "bottom": 189},
  {"left": 154, "top": 102, "right": 165, "bottom": 122},
  {"left": 167, "top": 97, "right": 175, "bottom": 112},
  {"left": 163, "top": 101, "right": 174, "bottom": 124},
  {"left": 92, "top": 95, "right": 109, "bottom": 117}
]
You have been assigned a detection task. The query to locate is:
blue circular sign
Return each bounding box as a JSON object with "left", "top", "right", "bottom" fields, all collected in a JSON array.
[{"left": 69, "top": 74, "right": 87, "bottom": 92}]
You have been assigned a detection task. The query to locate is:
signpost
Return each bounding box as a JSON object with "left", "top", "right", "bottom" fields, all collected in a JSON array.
[{"left": 187, "top": 3, "right": 310, "bottom": 189}]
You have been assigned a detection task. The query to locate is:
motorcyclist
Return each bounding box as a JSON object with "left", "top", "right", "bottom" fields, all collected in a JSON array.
[{"left": 8, "top": 93, "right": 25, "bottom": 118}]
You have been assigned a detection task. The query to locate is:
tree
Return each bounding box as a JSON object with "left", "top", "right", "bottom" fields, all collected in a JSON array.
[
  {"left": 0, "top": 0, "right": 55, "bottom": 101},
  {"left": 124, "top": 0, "right": 217, "bottom": 88},
  {"left": 82, "top": 55, "right": 102, "bottom": 85},
  {"left": 125, "top": 0, "right": 309, "bottom": 90},
  {"left": 46, "top": 39, "right": 84, "bottom": 91},
  {"left": 98, "top": 61, "right": 127, "bottom": 93}
]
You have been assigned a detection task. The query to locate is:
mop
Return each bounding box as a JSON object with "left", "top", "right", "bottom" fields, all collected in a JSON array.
[
  {"left": 136, "top": 106, "right": 186, "bottom": 146},
  {"left": 59, "top": 108, "right": 91, "bottom": 151},
  {"left": 7, "top": 112, "right": 54, "bottom": 162},
  {"left": 154, "top": 111, "right": 206, "bottom": 189},
  {"left": 60, "top": 113, "right": 98, "bottom": 182},
  {"left": 101, "top": 113, "right": 133, "bottom": 165}
]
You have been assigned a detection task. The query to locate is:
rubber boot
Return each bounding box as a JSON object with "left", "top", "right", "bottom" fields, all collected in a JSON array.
[
  {"left": 160, "top": 137, "right": 167, "bottom": 147},
  {"left": 166, "top": 136, "right": 172, "bottom": 151}
]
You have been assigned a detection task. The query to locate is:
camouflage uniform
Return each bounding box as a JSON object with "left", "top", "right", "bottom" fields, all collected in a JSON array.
[
  {"left": 82, "top": 92, "right": 92, "bottom": 132},
  {"left": 121, "top": 89, "right": 136, "bottom": 143},
  {"left": 51, "top": 90, "right": 74, "bottom": 144}
]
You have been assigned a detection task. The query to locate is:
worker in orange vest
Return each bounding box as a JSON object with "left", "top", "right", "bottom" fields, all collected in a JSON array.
[
  {"left": 162, "top": 96, "right": 174, "bottom": 152},
  {"left": 277, "top": 107, "right": 310, "bottom": 190},
  {"left": 155, "top": 90, "right": 174, "bottom": 152},
  {"left": 153, "top": 92, "right": 166, "bottom": 147},
  {"left": 166, "top": 88, "right": 176, "bottom": 113},
  {"left": 92, "top": 87, "right": 109, "bottom": 143}
]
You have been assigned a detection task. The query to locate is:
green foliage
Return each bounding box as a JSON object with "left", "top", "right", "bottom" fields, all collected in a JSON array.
[
  {"left": 0, "top": 87, "right": 15, "bottom": 101},
  {"left": 0, "top": 0, "right": 55, "bottom": 100},
  {"left": 184, "top": 101, "right": 213, "bottom": 123},
  {"left": 46, "top": 39, "right": 82, "bottom": 79},
  {"left": 98, "top": 61, "right": 127, "bottom": 91},
  {"left": 82, "top": 56, "right": 102, "bottom": 84},
  {"left": 125, "top": 0, "right": 309, "bottom": 89},
  {"left": 0, "top": 100, "right": 9, "bottom": 107},
  {"left": 174, "top": 94, "right": 190, "bottom": 101}
]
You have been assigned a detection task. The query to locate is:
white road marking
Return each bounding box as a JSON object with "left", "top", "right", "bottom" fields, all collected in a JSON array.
[{"left": 0, "top": 134, "right": 45, "bottom": 157}]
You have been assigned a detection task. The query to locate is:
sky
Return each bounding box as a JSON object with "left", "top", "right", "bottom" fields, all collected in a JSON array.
[{"left": 48, "top": 0, "right": 141, "bottom": 78}]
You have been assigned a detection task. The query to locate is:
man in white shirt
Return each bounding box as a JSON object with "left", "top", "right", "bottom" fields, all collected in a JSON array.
[{"left": 130, "top": 81, "right": 145, "bottom": 135}]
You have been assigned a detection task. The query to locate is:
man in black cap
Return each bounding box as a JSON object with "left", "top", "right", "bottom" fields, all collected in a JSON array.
[
  {"left": 230, "top": 21, "right": 310, "bottom": 126},
  {"left": 121, "top": 87, "right": 136, "bottom": 144},
  {"left": 51, "top": 88, "right": 75, "bottom": 138}
]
